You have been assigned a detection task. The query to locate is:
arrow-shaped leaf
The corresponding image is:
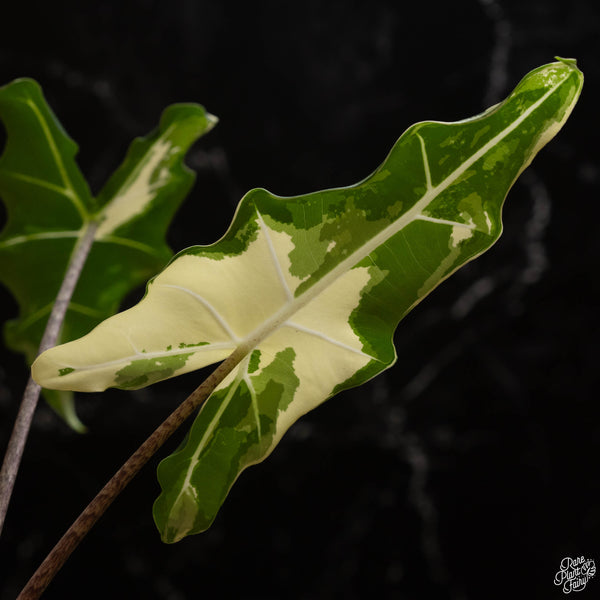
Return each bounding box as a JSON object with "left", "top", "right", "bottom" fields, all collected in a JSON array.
[
  {"left": 0, "top": 79, "right": 216, "bottom": 428},
  {"left": 32, "top": 59, "right": 582, "bottom": 540}
]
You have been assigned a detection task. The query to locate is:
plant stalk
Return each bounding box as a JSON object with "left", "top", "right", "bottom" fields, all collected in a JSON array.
[
  {"left": 17, "top": 345, "right": 247, "bottom": 600},
  {"left": 0, "top": 222, "right": 98, "bottom": 535}
]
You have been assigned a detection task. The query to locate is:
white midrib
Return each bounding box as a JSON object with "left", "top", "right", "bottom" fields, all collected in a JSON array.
[{"left": 239, "top": 74, "right": 570, "bottom": 355}]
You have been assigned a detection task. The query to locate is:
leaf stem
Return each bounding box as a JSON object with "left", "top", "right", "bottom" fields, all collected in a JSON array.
[
  {"left": 16, "top": 345, "right": 247, "bottom": 600},
  {"left": 0, "top": 222, "right": 98, "bottom": 535}
]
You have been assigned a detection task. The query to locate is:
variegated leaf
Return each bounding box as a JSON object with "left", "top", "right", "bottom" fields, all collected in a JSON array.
[
  {"left": 32, "top": 59, "right": 582, "bottom": 539},
  {"left": 0, "top": 78, "right": 216, "bottom": 428}
]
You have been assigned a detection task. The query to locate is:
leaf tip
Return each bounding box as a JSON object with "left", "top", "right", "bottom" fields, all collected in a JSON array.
[
  {"left": 0, "top": 77, "right": 40, "bottom": 96},
  {"left": 553, "top": 56, "right": 584, "bottom": 86},
  {"left": 554, "top": 56, "right": 578, "bottom": 68},
  {"left": 205, "top": 112, "right": 219, "bottom": 132}
]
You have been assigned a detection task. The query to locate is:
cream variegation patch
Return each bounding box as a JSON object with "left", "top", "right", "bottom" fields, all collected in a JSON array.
[
  {"left": 32, "top": 213, "right": 376, "bottom": 394},
  {"left": 267, "top": 265, "right": 373, "bottom": 439},
  {"left": 96, "top": 137, "right": 178, "bottom": 238}
]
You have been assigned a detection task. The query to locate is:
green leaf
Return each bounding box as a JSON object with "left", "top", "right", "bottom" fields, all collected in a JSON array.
[
  {"left": 0, "top": 78, "right": 217, "bottom": 428},
  {"left": 32, "top": 59, "right": 583, "bottom": 539}
]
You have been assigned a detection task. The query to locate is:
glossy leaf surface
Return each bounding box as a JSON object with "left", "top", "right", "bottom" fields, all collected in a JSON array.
[
  {"left": 0, "top": 78, "right": 216, "bottom": 428},
  {"left": 32, "top": 60, "right": 582, "bottom": 538}
]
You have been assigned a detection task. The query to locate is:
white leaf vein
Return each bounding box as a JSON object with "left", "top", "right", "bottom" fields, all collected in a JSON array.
[
  {"left": 53, "top": 341, "right": 236, "bottom": 372},
  {"left": 242, "top": 369, "right": 262, "bottom": 441},
  {"left": 0, "top": 230, "right": 81, "bottom": 248},
  {"left": 417, "top": 133, "right": 433, "bottom": 190},
  {"left": 283, "top": 320, "right": 381, "bottom": 362},
  {"left": 255, "top": 209, "right": 293, "bottom": 301},
  {"left": 415, "top": 215, "right": 477, "bottom": 230},
  {"left": 158, "top": 283, "right": 240, "bottom": 343}
]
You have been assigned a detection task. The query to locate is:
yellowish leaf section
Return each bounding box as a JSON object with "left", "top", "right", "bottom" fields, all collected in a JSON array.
[
  {"left": 95, "top": 137, "right": 177, "bottom": 238},
  {"left": 32, "top": 214, "right": 376, "bottom": 395},
  {"left": 261, "top": 265, "right": 374, "bottom": 443}
]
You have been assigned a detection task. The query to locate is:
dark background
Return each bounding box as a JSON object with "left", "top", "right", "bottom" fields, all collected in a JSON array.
[{"left": 0, "top": 0, "right": 598, "bottom": 598}]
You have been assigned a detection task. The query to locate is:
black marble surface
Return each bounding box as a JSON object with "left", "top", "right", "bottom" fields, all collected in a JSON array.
[{"left": 0, "top": 1, "right": 599, "bottom": 598}]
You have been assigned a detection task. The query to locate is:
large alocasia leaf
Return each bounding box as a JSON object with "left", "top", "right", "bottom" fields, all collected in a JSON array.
[
  {"left": 32, "top": 59, "right": 582, "bottom": 540},
  {"left": 0, "top": 78, "right": 217, "bottom": 429}
]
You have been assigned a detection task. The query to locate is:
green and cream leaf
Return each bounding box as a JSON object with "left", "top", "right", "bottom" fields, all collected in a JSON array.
[
  {"left": 31, "top": 59, "right": 583, "bottom": 538},
  {"left": 0, "top": 79, "right": 216, "bottom": 428}
]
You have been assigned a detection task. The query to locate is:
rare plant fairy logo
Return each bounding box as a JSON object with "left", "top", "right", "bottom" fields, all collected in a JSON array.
[{"left": 554, "top": 556, "right": 596, "bottom": 594}]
